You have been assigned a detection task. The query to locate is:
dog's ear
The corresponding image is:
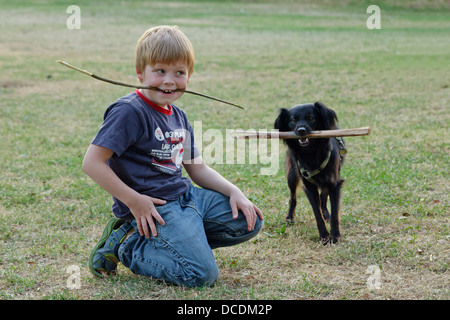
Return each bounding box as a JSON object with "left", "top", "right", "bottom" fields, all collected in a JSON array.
[
  {"left": 274, "top": 108, "right": 290, "bottom": 131},
  {"left": 314, "top": 101, "right": 338, "bottom": 130}
]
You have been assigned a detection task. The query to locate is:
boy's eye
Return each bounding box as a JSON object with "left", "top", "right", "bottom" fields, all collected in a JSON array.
[
  {"left": 176, "top": 71, "right": 185, "bottom": 76},
  {"left": 156, "top": 69, "right": 165, "bottom": 74}
]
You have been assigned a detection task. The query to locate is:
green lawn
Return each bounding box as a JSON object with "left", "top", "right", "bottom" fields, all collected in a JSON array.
[{"left": 0, "top": 0, "right": 448, "bottom": 300}]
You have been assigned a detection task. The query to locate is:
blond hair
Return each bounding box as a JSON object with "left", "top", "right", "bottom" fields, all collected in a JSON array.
[{"left": 135, "top": 25, "right": 195, "bottom": 76}]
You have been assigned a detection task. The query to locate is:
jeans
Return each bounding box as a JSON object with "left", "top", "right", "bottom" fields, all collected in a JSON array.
[{"left": 117, "top": 185, "right": 263, "bottom": 287}]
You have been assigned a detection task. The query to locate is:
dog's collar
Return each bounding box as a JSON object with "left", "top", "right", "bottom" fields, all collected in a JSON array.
[{"left": 298, "top": 146, "right": 332, "bottom": 183}]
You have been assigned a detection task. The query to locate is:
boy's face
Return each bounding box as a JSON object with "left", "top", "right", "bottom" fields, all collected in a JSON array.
[{"left": 137, "top": 62, "right": 190, "bottom": 108}]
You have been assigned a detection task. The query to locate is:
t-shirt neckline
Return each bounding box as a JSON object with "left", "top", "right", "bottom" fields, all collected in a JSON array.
[{"left": 135, "top": 89, "right": 173, "bottom": 116}]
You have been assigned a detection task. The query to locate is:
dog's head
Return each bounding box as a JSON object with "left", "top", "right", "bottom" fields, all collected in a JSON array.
[{"left": 274, "top": 101, "right": 338, "bottom": 147}]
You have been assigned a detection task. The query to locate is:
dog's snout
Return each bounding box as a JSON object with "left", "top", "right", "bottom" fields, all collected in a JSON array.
[{"left": 296, "top": 127, "right": 307, "bottom": 136}]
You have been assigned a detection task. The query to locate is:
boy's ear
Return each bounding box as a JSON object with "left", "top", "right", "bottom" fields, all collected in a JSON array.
[{"left": 136, "top": 66, "right": 143, "bottom": 83}]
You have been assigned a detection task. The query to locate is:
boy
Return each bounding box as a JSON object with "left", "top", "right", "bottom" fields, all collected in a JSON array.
[{"left": 83, "top": 26, "right": 263, "bottom": 287}]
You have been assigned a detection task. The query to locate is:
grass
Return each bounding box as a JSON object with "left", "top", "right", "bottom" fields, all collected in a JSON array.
[{"left": 0, "top": 0, "right": 448, "bottom": 300}]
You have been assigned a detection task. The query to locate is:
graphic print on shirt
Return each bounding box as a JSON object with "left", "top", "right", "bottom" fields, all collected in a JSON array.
[{"left": 150, "top": 127, "right": 188, "bottom": 175}]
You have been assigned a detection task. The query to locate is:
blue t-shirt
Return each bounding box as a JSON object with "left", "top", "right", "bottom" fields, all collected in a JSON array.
[{"left": 92, "top": 90, "right": 200, "bottom": 219}]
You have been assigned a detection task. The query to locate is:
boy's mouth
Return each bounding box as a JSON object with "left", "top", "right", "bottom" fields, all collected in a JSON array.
[
  {"left": 159, "top": 89, "right": 175, "bottom": 95},
  {"left": 157, "top": 87, "right": 187, "bottom": 95},
  {"left": 148, "top": 86, "right": 187, "bottom": 95}
]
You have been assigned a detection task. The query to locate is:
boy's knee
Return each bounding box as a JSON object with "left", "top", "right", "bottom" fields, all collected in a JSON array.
[
  {"left": 187, "top": 264, "right": 219, "bottom": 288},
  {"left": 199, "top": 267, "right": 219, "bottom": 287}
]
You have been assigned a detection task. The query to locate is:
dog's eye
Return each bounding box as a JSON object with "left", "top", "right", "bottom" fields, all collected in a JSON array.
[
  {"left": 306, "top": 115, "right": 314, "bottom": 122},
  {"left": 290, "top": 117, "right": 297, "bottom": 123}
]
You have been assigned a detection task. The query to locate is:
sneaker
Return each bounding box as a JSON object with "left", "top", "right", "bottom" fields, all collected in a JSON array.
[{"left": 89, "top": 217, "right": 133, "bottom": 277}]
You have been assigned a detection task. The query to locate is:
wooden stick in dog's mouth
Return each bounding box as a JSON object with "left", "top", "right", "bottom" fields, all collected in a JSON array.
[{"left": 232, "top": 127, "right": 371, "bottom": 139}]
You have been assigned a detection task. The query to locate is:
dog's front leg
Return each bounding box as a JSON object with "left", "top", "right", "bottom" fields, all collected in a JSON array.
[
  {"left": 320, "top": 189, "right": 330, "bottom": 222},
  {"left": 286, "top": 162, "right": 299, "bottom": 223},
  {"left": 303, "top": 182, "right": 330, "bottom": 243},
  {"left": 329, "top": 180, "right": 344, "bottom": 243}
]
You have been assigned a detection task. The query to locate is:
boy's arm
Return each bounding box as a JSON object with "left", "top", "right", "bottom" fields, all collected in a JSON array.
[
  {"left": 82, "top": 144, "right": 166, "bottom": 238},
  {"left": 183, "top": 156, "right": 263, "bottom": 231}
]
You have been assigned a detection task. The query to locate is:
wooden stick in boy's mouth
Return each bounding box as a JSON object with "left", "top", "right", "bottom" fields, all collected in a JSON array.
[{"left": 57, "top": 60, "right": 245, "bottom": 109}]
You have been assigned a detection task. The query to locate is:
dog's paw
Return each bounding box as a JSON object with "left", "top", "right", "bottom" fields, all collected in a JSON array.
[
  {"left": 331, "top": 234, "right": 342, "bottom": 244},
  {"left": 319, "top": 235, "right": 331, "bottom": 245},
  {"left": 285, "top": 217, "right": 295, "bottom": 224}
]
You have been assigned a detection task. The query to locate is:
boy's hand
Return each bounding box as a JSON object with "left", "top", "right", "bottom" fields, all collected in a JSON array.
[
  {"left": 184, "top": 158, "right": 263, "bottom": 231},
  {"left": 128, "top": 194, "right": 166, "bottom": 238},
  {"left": 82, "top": 144, "right": 166, "bottom": 238},
  {"left": 229, "top": 189, "right": 263, "bottom": 231}
]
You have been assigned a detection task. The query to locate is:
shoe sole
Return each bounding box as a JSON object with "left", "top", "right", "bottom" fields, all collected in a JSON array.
[{"left": 89, "top": 217, "right": 123, "bottom": 278}]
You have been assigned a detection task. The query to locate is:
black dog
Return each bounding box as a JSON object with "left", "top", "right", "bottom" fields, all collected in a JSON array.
[{"left": 274, "top": 102, "right": 346, "bottom": 244}]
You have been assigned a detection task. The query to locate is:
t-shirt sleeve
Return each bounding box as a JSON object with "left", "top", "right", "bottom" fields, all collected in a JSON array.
[{"left": 92, "top": 103, "right": 143, "bottom": 156}]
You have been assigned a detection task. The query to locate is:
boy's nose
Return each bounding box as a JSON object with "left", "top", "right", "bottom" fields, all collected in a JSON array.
[{"left": 163, "top": 74, "right": 175, "bottom": 85}]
